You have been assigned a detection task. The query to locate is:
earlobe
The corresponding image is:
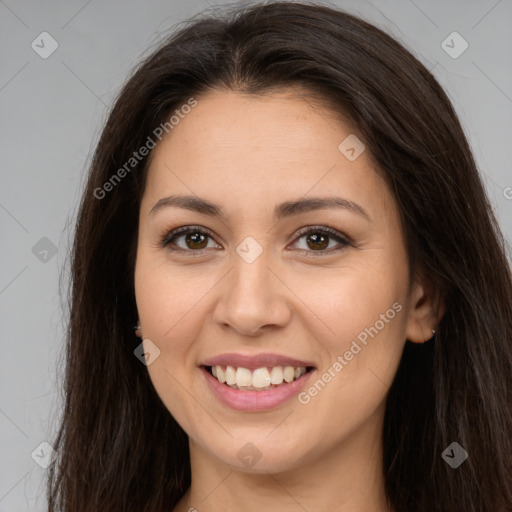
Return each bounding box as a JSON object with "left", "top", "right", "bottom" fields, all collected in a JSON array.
[{"left": 134, "top": 320, "right": 142, "bottom": 338}]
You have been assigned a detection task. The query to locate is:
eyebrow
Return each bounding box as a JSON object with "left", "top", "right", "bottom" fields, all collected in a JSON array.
[{"left": 149, "top": 194, "right": 371, "bottom": 222}]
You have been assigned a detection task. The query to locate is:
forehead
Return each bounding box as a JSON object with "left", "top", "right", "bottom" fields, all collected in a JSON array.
[
  {"left": 156, "top": 88, "right": 351, "bottom": 162},
  {"left": 142, "top": 88, "right": 395, "bottom": 224}
]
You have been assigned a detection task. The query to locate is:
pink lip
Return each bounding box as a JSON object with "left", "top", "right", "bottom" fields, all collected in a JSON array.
[
  {"left": 201, "top": 352, "right": 316, "bottom": 370},
  {"left": 200, "top": 366, "right": 317, "bottom": 412}
]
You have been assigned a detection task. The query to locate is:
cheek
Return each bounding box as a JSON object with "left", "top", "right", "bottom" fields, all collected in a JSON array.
[
  {"left": 295, "top": 251, "right": 408, "bottom": 408},
  {"left": 290, "top": 277, "right": 406, "bottom": 456},
  {"left": 133, "top": 252, "right": 206, "bottom": 417},
  {"left": 134, "top": 253, "right": 210, "bottom": 433},
  {"left": 296, "top": 255, "right": 406, "bottom": 349},
  {"left": 135, "top": 250, "right": 210, "bottom": 346}
]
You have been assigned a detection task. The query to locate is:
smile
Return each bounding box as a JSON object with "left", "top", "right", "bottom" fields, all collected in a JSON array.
[
  {"left": 207, "top": 364, "right": 312, "bottom": 390},
  {"left": 200, "top": 364, "right": 316, "bottom": 412}
]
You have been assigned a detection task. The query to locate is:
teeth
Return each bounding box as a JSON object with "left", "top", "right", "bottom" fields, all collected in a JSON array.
[
  {"left": 270, "top": 366, "right": 283, "bottom": 384},
  {"left": 283, "top": 366, "right": 295, "bottom": 382},
  {"left": 210, "top": 364, "right": 309, "bottom": 390},
  {"left": 252, "top": 368, "right": 271, "bottom": 388},
  {"left": 236, "top": 367, "right": 252, "bottom": 387},
  {"left": 225, "top": 365, "right": 236, "bottom": 385},
  {"left": 294, "top": 367, "right": 306, "bottom": 379}
]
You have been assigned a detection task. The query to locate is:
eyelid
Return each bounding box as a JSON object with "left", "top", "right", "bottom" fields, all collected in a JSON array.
[
  {"left": 287, "top": 225, "right": 352, "bottom": 257},
  {"left": 160, "top": 225, "right": 221, "bottom": 255},
  {"left": 292, "top": 225, "right": 353, "bottom": 246},
  {"left": 159, "top": 224, "right": 352, "bottom": 255}
]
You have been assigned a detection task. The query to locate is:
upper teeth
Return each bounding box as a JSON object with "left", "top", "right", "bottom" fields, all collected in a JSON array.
[{"left": 211, "top": 365, "right": 307, "bottom": 388}]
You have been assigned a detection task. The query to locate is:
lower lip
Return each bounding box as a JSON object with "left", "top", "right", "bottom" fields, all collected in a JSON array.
[{"left": 200, "top": 366, "right": 316, "bottom": 412}]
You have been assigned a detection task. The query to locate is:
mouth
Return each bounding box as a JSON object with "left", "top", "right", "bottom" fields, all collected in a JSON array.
[
  {"left": 202, "top": 364, "right": 316, "bottom": 391},
  {"left": 200, "top": 362, "right": 317, "bottom": 412}
]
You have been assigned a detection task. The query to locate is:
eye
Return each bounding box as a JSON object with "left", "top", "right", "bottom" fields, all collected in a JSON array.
[
  {"left": 289, "top": 226, "right": 352, "bottom": 256},
  {"left": 160, "top": 225, "right": 352, "bottom": 256},
  {"left": 160, "top": 226, "right": 220, "bottom": 255}
]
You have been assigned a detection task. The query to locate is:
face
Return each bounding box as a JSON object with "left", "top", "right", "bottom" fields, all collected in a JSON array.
[{"left": 134, "top": 88, "right": 436, "bottom": 475}]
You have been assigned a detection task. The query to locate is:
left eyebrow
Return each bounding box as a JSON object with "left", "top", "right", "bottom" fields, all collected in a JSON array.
[
  {"left": 149, "top": 194, "right": 371, "bottom": 222},
  {"left": 275, "top": 196, "right": 371, "bottom": 222}
]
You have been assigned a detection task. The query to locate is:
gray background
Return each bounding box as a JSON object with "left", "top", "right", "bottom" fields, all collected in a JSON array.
[{"left": 1, "top": 0, "right": 511, "bottom": 510}]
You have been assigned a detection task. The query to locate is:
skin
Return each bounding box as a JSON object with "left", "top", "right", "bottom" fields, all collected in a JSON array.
[{"left": 134, "top": 88, "right": 443, "bottom": 512}]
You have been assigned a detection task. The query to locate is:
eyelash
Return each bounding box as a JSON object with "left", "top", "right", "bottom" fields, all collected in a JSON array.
[{"left": 160, "top": 225, "right": 352, "bottom": 257}]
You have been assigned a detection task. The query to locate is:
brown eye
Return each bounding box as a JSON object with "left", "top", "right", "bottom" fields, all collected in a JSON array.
[
  {"left": 160, "top": 225, "right": 351, "bottom": 257},
  {"left": 304, "top": 232, "right": 330, "bottom": 251},
  {"left": 182, "top": 231, "right": 209, "bottom": 250},
  {"left": 291, "top": 226, "right": 352, "bottom": 255},
  {"left": 161, "top": 226, "right": 219, "bottom": 254}
]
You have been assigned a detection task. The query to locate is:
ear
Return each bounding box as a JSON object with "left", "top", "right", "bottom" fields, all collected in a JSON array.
[
  {"left": 405, "top": 271, "right": 445, "bottom": 343},
  {"left": 135, "top": 318, "right": 142, "bottom": 338}
]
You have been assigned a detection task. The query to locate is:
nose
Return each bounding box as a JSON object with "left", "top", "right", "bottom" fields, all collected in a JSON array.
[{"left": 212, "top": 254, "right": 292, "bottom": 337}]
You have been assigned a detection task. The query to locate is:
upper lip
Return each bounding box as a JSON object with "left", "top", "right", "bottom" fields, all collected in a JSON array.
[{"left": 201, "top": 352, "right": 316, "bottom": 370}]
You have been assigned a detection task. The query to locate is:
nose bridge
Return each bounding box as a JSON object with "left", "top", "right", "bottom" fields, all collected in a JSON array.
[
  {"left": 229, "top": 245, "right": 276, "bottom": 309},
  {"left": 213, "top": 242, "right": 290, "bottom": 334},
  {"left": 229, "top": 232, "right": 275, "bottom": 296}
]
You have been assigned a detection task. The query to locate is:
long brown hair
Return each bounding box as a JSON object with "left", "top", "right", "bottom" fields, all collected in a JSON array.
[{"left": 47, "top": 1, "right": 512, "bottom": 511}]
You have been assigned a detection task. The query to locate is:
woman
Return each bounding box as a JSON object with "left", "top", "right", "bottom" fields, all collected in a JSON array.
[{"left": 47, "top": 1, "right": 512, "bottom": 511}]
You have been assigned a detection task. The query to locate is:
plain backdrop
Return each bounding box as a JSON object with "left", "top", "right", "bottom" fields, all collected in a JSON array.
[{"left": 1, "top": 0, "right": 511, "bottom": 510}]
